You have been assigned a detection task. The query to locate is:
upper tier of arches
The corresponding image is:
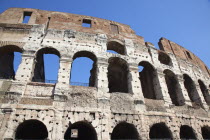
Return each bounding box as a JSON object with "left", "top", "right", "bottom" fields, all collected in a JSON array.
[{"left": 0, "top": 43, "right": 209, "bottom": 109}]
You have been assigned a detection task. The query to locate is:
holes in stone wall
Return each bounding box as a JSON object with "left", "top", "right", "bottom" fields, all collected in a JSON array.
[
  {"left": 108, "top": 57, "right": 128, "bottom": 93},
  {"left": 164, "top": 69, "right": 185, "bottom": 106},
  {"left": 0, "top": 45, "right": 22, "bottom": 80},
  {"left": 70, "top": 51, "right": 97, "bottom": 87},
  {"left": 82, "top": 19, "right": 91, "bottom": 28},
  {"left": 32, "top": 48, "right": 60, "bottom": 83},
  {"left": 107, "top": 41, "right": 126, "bottom": 55},
  {"left": 180, "top": 125, "right": 196, "bottom": 139},
  {"left": 198, "top": 80, "right": 210, "bottom": 105},
  {"left": 201, "top": 126, "right": 210, "bottom": 140},
  {"left": 110, "top": 24, "right": 119, "bottom": 34},
  {"left": 64, "top": 121, "right": 97, "bottom": 140},
  {"left": 139, "top": 61, "right": 157, "bottom": 99},
  {"left": 111, "top": 122, "right": 140, "bottom": 140},
  {"left": 205, "top": 65, "right": 210, "bottom": 76},
  {"left": 15, "top": 119, "right": 48, "bottom": 139},
  {"left": 149, "top": 123, "right": 172, "bottom": 139},
  {"left": 158, "top": 52, "right": 172, "bottom": 66},
  {"left": 186, "top": 51, "right": 192, "bottom": 60},
  {"left": 183, "top": 74, "right": 202, "bottom": 107},
  {"left": 22, "top": 11, "right": 32, "bottom": 24}
]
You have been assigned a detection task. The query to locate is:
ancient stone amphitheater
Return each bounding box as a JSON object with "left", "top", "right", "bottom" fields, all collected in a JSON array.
[{"left": 0, "top": 8, "right": 210, "bottom": 140}]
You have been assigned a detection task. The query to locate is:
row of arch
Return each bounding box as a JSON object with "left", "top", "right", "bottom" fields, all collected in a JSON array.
[
  {"left": 0, "top": 45, "right": 209, "bottom": 107},
  {"left": 0, "top": 40, "right": 173, "bottom": 80},
  {"left": 14, "top": 119, "right": 210, "bottom": 140}
]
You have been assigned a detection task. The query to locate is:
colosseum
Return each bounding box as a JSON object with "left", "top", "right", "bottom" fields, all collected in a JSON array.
[{"left": 0, "top": 8, "right": 210, "bottom": 140}]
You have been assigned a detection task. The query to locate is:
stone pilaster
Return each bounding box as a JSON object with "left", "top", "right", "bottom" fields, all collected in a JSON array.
[
  {"left": 128, "top": 63, "right": 146, "bottom": 111},
  {"left": 96, "top": 58, "right": 109, "bottom": 97},
  {"left": 57, "top": 57, "right": 72, "bottom": 85},
  {"left": 195, "top": 83, "right": 209, "bottom": 110},
  {"left": 176, "top": 74, "right": 192, "bottom": 106},
  {"left": 124, "top": 39, "right": 134, "bottom": 56},
  {"left": 52, "top": 110, "right": 63, "bottom": 139},
  {"left": 15, "top": 51, "right": 35, "bottom": 82},
  {"left": 156, "top": 68, "right": 173, "bottom": 106}
]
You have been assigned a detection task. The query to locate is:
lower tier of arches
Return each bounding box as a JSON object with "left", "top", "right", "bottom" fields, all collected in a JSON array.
[{"left": 1, "top": 108, "right": 210, "bottom": 140}]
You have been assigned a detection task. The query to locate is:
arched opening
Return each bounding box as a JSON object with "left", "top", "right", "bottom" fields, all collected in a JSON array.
[
  {"left": 108, "top": 57, "right": 128, "bottom": 93},
  {"left": 111, "top": 122, "right": 139, "bottom": 140},
  {"left": 149, "top": 123, "right": 172, "bottom": 139},
  {"left": 107, "top": 41, "right": 126, "bottom": 55},
  {"left": 70, "top": 51, "right": 97, "bottom": 87},
  {"left": 183, "top": 74, "right": 202, "bottom": 106},
  {"left": 158, "top": 51, "right": 172, "bottom": 65},
  {"left": 15, "top": 119, "right": 48, "bottom": 139},
  {"left": 180, "top": 125, "right": 196, "bottom": 140},
  {"left": 164, "top": 70, "right": 185, "bottom": 106},
  {"left": 198, "top": 80, "right": 210, "bottom": 105},
  {"left": 139, "top": 61, "right": 157, "bottom": 99},
  {"left": 32, "top": 48, "right": 60, "bottom": 83},
  {"left": 64, "top": 121, "right": 97, "bottom": 140},
  {"left": 201, "top": 126, "right": 210, "bottom": 140},
  {"left": 0, "top": 45, "right": 22, "bottom": 80}
]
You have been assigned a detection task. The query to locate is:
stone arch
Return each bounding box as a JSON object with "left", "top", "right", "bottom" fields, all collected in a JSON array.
[
  {"left": 198, "top": 79, "right": 210, "bottom": 105},
  {"left": 164, "top": 69, "right": 185, "bottom": 106},
  {"left": 107, "top": 40, "right": 126, "bottom": 55},
  {"left": 64, "top": 121, "right": 97, "bottom": 140},
  {"left": 149, "top": 122, "right": 172, "bottom": 139},
  {"left": 70, "top": 51, "right": 97, "bottom": 87},
  {"left": 158, "top": 51, "right": 172, "bottom": 66},
  {"left": 138, "top": 61, "right": 159, "bottom": 99},
  {"left": 15, "top": 119, "right": 48, "bottom": 139},
  {"left": 201, "top": 126, "right": 210, "bottom": 140},
  {"left": 183, "top": 74, "right": 202, "bottom": 107},
  {"left": 34, "top": 47, "right": 60, "bottom": 57},
  {"left": 111, "top": 121, "right": 140, "bottom": 140},
  {"left": 32, "top": 47, "right": 60, "bottom": 83},
  {"left": 108, "top": 57, "right": 128, "bottom": 93},
  {"left": 0, "top": 45, "right": 23, "bottom": 79},
  {"left": 180, "top": 125, "right": 196, "bottom": 139}
]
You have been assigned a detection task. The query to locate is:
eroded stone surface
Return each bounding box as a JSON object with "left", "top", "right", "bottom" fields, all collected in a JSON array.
[{"left": 0, "top": 8, "right": 209, "bottom": 140}]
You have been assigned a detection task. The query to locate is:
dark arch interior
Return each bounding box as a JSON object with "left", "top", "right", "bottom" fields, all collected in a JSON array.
[
  {"left": 32, "top": 47, "right": 60, "bottom": 83},
  {"left": 107, "top": 41, "right": 125, "bottom": 55},
  {"left": 158, "top": 52, "right": 171, "bottom": 65},
  {"left": 164, "top": 70, "right": 185, "bottom": 106},
  {"left": 108, "top": 57, "right": 128, "bottom": 93},
  {"left": 180, "top": 125, "right": 196, "bottom": 139},
  {"left": 149, "top": 123, "right": 172, "bottom": 139},
  {"left": 139, "top": 61, "right": 156, "bottom": 99},
  {"left": 111, "top": 122, "right": 139, "bottom": 140},
  {"left": 0, "top": 45, "right": 22, "bottom": 80},
  {"left": 15, "top": 119, "right": 48, "bottom": 139},
  {"left": 70, "top": 51, "right": 97, "bottom": 87},
  {"left": 64, "top": 121, "right": 97, "bottom": 140},
  {"left": 183, "top": 74, "right": 202, "bottom": 106},
  {"left": 202, "top": 126, "right": 210, "bottom": 139},
  {"left": 198, "top": 80, "right": 210, "bottom": 105}
]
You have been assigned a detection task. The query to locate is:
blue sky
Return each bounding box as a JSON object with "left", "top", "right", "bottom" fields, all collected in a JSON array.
[{"left": 1, "top": 0, "right": 210, "bottom": 82}]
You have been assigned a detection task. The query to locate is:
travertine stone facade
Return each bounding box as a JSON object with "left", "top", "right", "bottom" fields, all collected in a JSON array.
[{"left": 0, "top": 8, "right": 210, "bottom": 140}]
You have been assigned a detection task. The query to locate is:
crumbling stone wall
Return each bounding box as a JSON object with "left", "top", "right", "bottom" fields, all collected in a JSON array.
[{"left": 0, "top": 8, "right": 209, "bottom": 140}]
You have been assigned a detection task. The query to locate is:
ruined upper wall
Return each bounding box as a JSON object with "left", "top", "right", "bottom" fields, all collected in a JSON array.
[
  {"left": 0, "top": 8, "right": 145, "bottom": 45},
  {"left": 0, "top": 8, "right": 209, "bottom": 77},
  {"left": 159, "top": 37, "right": 210, "bottom": 77}
]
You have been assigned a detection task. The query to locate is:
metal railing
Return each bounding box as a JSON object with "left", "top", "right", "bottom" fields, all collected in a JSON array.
[
  {"left": 0, "top": 75, "right": 14, "bottom": 80},
  {"left": 45, "top": 80, "right": 57, "bottom": 83},
  {"left": 32, "top": 79, "right": 57, "bottom": 84},
  {"left": 70, "top": 82, "right": 89, "bottom": 87}
]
